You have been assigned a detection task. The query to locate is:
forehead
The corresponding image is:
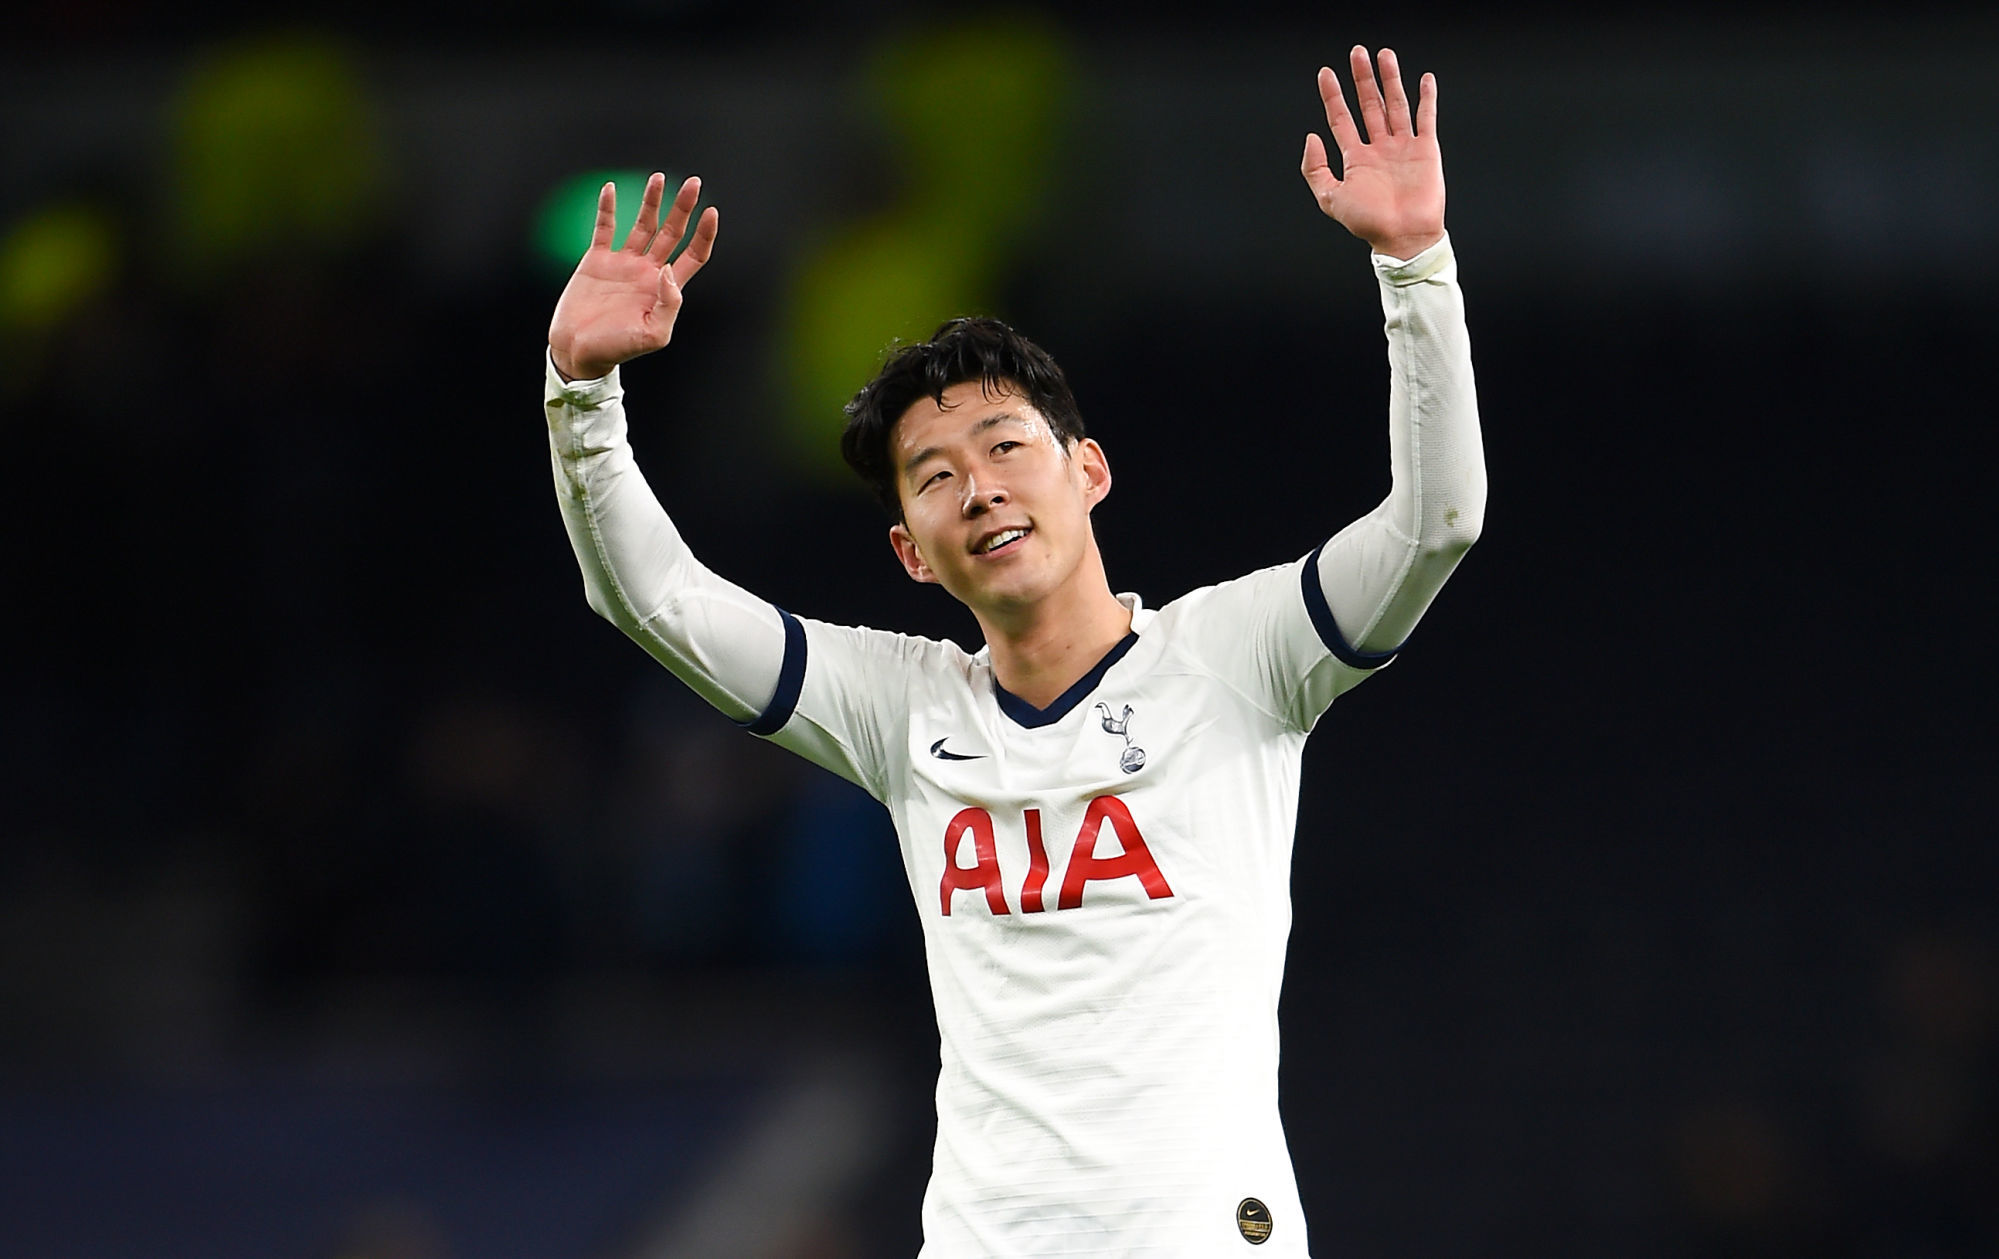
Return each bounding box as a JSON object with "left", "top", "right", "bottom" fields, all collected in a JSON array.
[{"left": 890, "top": 379, "right": 1048, "bottom": 470}]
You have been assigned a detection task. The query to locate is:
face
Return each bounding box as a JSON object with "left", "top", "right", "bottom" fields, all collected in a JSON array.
[{"left": 887, "top": 379, "right": 1111, "bottom": 622}]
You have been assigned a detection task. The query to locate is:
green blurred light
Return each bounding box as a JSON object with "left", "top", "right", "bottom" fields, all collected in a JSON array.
[{"left": 534, "top": 169, "right": 713, "bottom": 279}]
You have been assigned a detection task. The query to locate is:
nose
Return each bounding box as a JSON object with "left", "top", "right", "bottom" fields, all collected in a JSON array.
[{"left": 959, "top": 475, "right": 1006, "bottom": 517}]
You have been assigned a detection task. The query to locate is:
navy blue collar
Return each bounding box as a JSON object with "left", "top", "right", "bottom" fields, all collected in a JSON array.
[{"left": 992, "top": 631, "right": 1141, "bottom": 729}]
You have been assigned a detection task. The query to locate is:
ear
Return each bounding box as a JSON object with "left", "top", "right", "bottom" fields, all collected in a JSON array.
[
  {"left": 1076, "top": 437, "right": 1113, "bottom": 510},
  {"left": 889, "top": 522, "right": 938, "bottom": 584}
]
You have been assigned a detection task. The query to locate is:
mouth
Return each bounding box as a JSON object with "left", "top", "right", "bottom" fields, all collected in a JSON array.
[{"left": 973, "top": 525, "right": 1031, "bottom": 557}]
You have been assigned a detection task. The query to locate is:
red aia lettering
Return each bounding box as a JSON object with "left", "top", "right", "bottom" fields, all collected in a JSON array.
[
  {"left": 938, "top": 798, "right": 1173, "bottom": 917},
  {"left": 1021, "top": 808, "right": 1050, "bottom": 913},
  {"left": 1057, "top": 796, "right": 1174, "bottom": 910},
  {"left": 939, "top": 807, "right": 1010, "bottom": 917}
]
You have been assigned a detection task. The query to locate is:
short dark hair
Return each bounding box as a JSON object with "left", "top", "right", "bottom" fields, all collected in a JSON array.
[{"left": 841, "top": 316, "right": 1086, "bottom": 518}]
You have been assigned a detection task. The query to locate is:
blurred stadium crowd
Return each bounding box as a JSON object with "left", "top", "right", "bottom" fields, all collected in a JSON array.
[{"left": 2, "top": 5, "right": 1994, "bottom": 1257}]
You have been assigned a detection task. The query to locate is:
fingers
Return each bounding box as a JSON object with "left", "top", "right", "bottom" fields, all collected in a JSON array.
[
  {"left": 1300, "top": 132, "right": 1339, "bottom": 206},
  {"left": 670, "top": 205, "right": 720, "bottom": 289},
  {"left": 1318, "top": 64, "right": 1360, "bottom": 157},
  {"left": 589, "top": 181, "right": 618, "bottom": 251},
  {"left": 1349, "top": 44, "right": 1388, "bottom": 143},
  {"left": 1416, "top": 71, "right": 1438, "bottom": 139},
  {"left": 645, "top": 176, "right": 703, "bottom": 262},
  {"left": 1377, "top": 47, "right": 1412, "bottom": 136},
  {"left": 623, "top": 172, "right": 666, "bottom": 251}
]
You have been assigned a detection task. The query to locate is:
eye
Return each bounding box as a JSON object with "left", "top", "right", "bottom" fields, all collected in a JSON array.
[
  {"left": 992, "top": 440, "right": 1021, "bottom": 456},
  {"left": 920, "top": 469, "right": 951, "bottom": 491}
]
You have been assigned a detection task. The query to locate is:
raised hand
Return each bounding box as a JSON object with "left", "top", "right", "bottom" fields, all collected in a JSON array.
[
  {"left": 548, "top": 173, "right": 720, "bottom": 381},
  {"left": 1301, "top": 47, "right": 1445, "bottom": 261}
]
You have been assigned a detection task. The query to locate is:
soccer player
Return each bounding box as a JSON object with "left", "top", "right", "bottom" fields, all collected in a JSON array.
[{"left": 545, "top": 45, "right": 1482, "bottom": 1257}]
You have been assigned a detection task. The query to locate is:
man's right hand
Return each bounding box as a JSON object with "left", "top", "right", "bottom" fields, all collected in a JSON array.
[{"left": 548, "top": 172, "right": 720, "bottom": 381}]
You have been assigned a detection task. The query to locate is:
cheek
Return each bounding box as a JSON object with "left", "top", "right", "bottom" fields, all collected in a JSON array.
[{"left": 904, "top": 516, "right": 951, "bottom": 563}]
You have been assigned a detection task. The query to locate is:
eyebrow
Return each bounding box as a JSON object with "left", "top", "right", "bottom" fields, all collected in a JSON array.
[{"left": 901, "top": 412, "right": 1026, "bottom": 481}]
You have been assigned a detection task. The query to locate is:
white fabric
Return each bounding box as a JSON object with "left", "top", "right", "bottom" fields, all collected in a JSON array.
[
  {"left": 545, "top": 234, "right": 1483, "bottom": 1257},
  {"left": 1317, "top": 238, "right": 1485, "bottom": 650},
  {"left": 780, "top": 580, "right": 1336, "bottom": 1256},
  {"left": 547, "top": 367, "right": 788, "bottom": 724}
]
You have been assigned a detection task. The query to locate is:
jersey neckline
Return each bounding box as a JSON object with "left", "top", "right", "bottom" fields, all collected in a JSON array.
[{"left": 991, "top": 631, "right": 1141, "bottom": 729}]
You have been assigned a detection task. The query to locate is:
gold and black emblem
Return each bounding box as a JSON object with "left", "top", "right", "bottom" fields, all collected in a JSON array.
[{"left": 1235, "top": 1197, "right": 1272, "bottom": 1244}]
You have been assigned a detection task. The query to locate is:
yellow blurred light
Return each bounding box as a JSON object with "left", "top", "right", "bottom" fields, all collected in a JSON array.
[
  {"left": 168, "top": 33, "right": 385, "bottom": 281},
  {"left": 776, "top": 15, "right": 1075, "bottom": 482},
  {"left": 0, "top": 204, "right": 118, "bottom": 332}
]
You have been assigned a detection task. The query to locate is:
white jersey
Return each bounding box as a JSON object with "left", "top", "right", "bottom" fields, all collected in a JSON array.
[
  {"left": 766, "top": 569, "right": 1375, "bottom": 1255},
  {"left": 546, "top": 237, "right": 1484, "bottom": 1257}
]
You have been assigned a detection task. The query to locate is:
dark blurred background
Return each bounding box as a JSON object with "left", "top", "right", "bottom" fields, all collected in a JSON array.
[{"left": 3, "top": 3, "right": 1995, "bottom": 1257}]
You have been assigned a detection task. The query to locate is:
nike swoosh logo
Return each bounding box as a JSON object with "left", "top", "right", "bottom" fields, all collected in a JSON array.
[{"left": 929, "top": 738, "right": 985, "bottom": 761}]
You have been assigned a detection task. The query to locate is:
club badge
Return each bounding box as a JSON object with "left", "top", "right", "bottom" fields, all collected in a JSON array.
[{"left": 1094, "top": 702, "right": 1146, "bottom": 773}]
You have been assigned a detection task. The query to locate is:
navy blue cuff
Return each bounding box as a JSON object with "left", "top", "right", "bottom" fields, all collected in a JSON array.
[
  {"left": 742, "top": 608, "right": 807, "bottom": 736},
  {"left": 1302, "top": 543, "right": 1400, "bottom": 670}
]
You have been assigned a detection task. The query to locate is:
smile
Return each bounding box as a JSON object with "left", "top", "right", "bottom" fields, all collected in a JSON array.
[{"left": 975, "top": 526, "right": 1031, "bottom": 556}]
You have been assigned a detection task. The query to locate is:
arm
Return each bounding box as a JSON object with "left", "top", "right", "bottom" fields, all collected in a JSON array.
[
  {"left": 1301, "top": 47, "right": 1486, "bottom": 657},
  {"left": 546, "top": 175, "right": 792, "bottom": 725}
]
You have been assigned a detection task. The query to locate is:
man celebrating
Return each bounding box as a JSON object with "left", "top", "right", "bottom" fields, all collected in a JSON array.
[{"left": 545, "top": 45, "right": 1483, "bottom": 1257}]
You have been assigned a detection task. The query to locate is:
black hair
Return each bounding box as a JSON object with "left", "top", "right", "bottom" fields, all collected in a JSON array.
[{"left": 840, "top": 316, "right": 1086, "bottom": 519}]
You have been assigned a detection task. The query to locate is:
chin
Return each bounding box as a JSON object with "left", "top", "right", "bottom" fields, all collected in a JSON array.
[{"left": 949, "top": 572, "right": 1046, "bottom": 615}]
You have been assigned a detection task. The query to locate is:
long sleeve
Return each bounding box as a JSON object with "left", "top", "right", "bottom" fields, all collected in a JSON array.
[
  {"left": 1313, "top": 232, "right": 1485, "bottom": 656},
  {"left": 545, "top": 354, "right": 790, "bottom": 724}
]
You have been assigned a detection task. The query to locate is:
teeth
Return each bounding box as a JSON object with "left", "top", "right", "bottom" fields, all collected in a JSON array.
[{"left": 982, "top": 529, "right": 1026, "bottom": 554}]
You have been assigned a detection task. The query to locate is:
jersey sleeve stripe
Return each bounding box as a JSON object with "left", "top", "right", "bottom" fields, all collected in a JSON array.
[
  {"left": 742, "top": 607, "right": 807, "bottom": 736},
  {"left": 1302, "top": 543, "right": 1400, "bottom": 670}
]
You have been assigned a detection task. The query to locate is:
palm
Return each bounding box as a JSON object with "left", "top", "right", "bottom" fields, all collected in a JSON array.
[
  {"left": 548, "top": 173, "right": 720, "bottom": 380},
  {"left": 1301, "top": 47, "right": 1446, "bottom": 260}
]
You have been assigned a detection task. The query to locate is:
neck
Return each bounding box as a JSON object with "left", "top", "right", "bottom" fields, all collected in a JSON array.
[{"left": 977, "top": 564, "right": 1133, "bottom": 711}]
